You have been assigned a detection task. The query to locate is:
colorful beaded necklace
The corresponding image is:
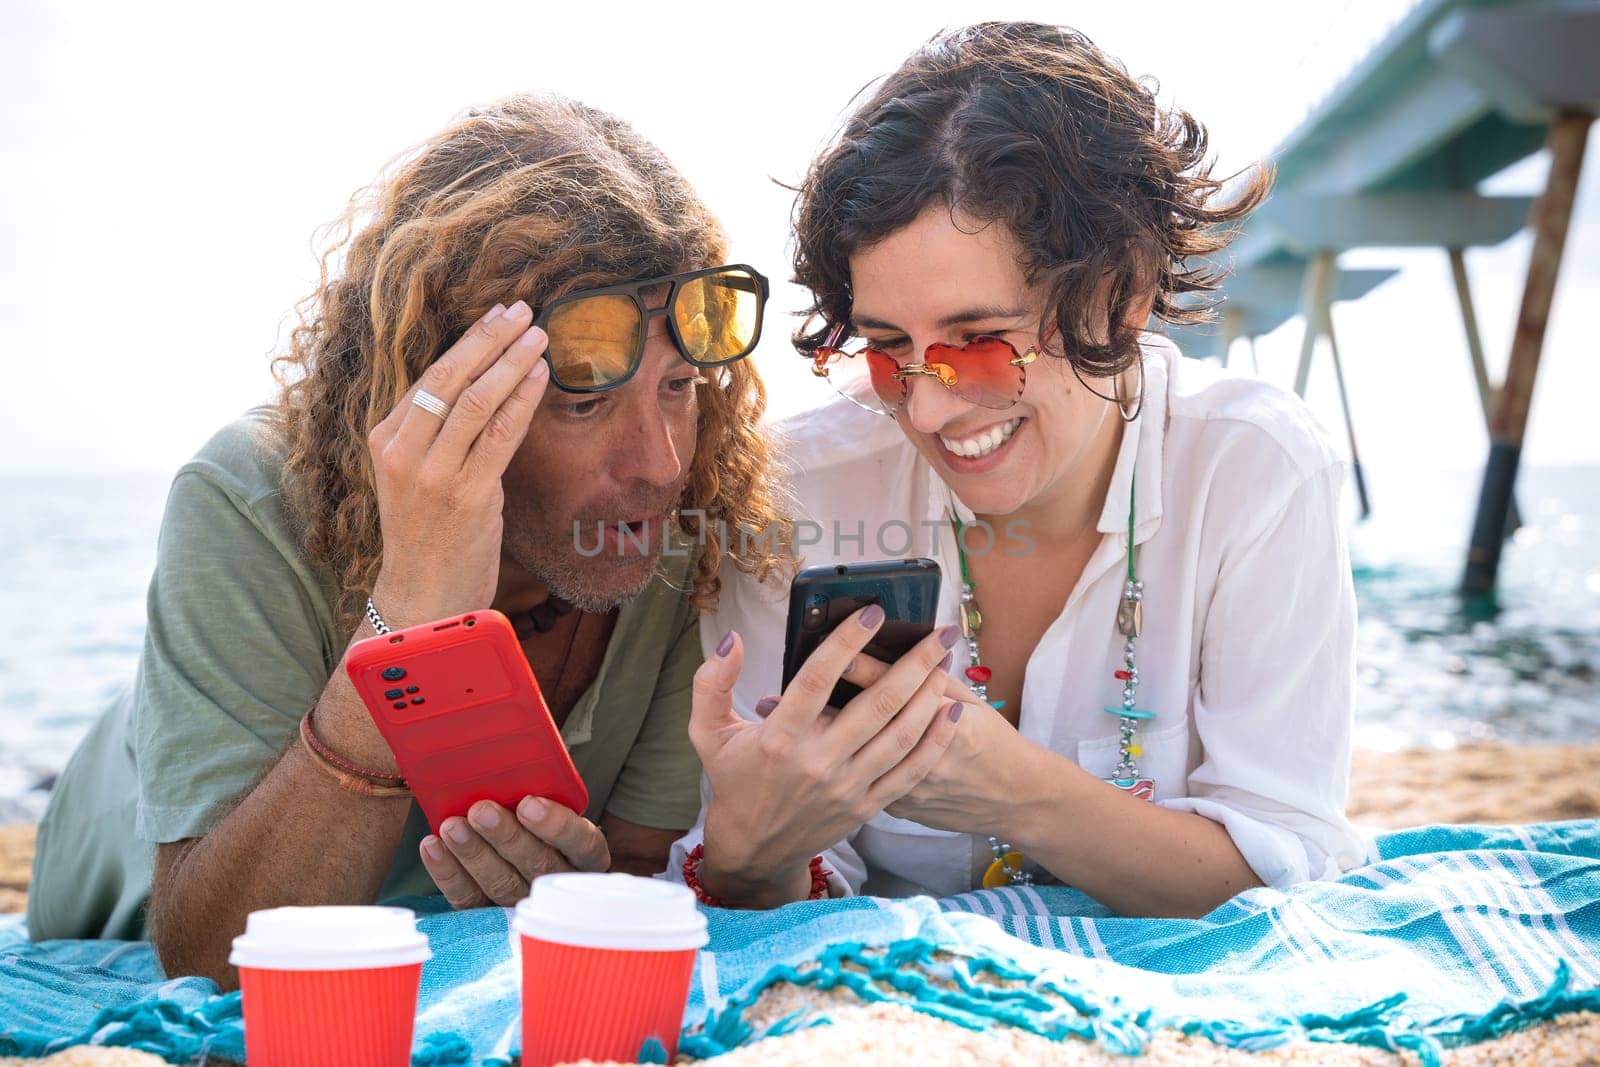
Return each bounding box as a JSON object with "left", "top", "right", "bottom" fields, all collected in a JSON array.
[{"left": 951, "top": 472, "right": 1156, "bottom": 890}]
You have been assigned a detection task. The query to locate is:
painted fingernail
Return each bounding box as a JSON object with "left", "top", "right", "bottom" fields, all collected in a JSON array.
[
  {"left": 938, "top": 651, "right": 952, "bottom": 672},
  {"left": 421, "top": 836, "right": 443, "bottom": 861},
  {"left": 754, "top": 697, "right": 780, "bottom": 718},
  {"left": 939, "top": 624, "right": 960, "bottom": 649},
  {"left": 716, "top": 629, "right": 735, "bottom": 657},
  {"left": 948, "top": 701, "right": 964, "bottom": 723},
  {"left": 471, "top": 804, "right": 500, "bottom": 829},
  {"left": 445, "top": 819, "right": 471, "bottom": 845},
  {"left": 859, "top": 604, "right": 884, "bottom": 628},
  {"left": 504, "top": 299, "right": 530, "bottom": 321},
  {"left": 518, "top": 796, "right": 547, "bottom": 822}
]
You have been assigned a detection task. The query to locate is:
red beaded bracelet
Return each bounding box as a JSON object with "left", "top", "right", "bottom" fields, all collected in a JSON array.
[{"left": 682, "top": 844, "right": 832, "bottom": 907}]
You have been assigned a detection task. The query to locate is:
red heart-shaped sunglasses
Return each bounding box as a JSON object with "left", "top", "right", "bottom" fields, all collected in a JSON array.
[{"left": 810, "top": 320, "right": 1059, "bottom": 413}]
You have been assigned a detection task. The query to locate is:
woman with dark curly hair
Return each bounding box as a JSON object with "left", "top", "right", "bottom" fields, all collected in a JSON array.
[
  {"left": 684, "top": 23, "right": 1372, "bottom": 913},
  {"left": 28, "top": 93, "right": 823, "bottom": 984}
]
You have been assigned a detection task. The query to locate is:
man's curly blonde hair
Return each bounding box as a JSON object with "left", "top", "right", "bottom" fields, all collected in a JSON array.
[{"left": 273, "top": 93, "right": 788, "bottom": 631}]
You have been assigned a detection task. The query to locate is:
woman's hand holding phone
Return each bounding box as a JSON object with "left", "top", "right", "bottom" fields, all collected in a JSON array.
[
  {"left": 418, "top": 796, "right": 609, "bottom": 909},
  {"left": 689, "top": 608, "right": 967, "bottom": 907},
  {"left": 839, "top": 652, "right": 987, "bottom": 719},
  {"left": 842, "top": 653, "right": 1029, "bottom": 833}
]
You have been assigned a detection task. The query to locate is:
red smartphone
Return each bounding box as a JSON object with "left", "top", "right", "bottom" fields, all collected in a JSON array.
[{"left": 344, "top": 608, "right": 589, "bottom": 833}]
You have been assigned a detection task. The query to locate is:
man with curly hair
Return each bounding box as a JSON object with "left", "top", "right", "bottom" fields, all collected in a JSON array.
[{"left": 28, "top": 94, "right": 791, "bottom": 986}]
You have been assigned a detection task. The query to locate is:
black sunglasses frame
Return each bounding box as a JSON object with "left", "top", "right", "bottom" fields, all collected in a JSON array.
[{"left": 530, "top": 264, "right": 771, "bottom": 394}]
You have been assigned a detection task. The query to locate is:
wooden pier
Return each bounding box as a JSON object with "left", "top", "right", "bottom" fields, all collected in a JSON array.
[{"left": 1166, "top": 0, "right": 1598, "bottom": 597}]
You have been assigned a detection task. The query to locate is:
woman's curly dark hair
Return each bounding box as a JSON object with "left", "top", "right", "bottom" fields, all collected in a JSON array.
[
  {"left": 273, "top": 93, "right": 788, "bottom": 631},
  {"left": 792, "top": 21, "right": 1271, "bottom": 377}
]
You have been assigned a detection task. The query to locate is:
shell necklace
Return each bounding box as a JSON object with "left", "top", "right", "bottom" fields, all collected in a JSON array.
[{"left": 951, "top": 472, "right": 1156, "bottom": 890}]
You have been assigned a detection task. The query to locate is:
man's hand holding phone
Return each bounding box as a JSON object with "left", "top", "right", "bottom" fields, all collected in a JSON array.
[
  {"left": 345, "top": 608, "right": 596, "bottom": 911},
  {"left": 689, "top": 608, "right": 967, "bottom": 908},
  {"left": 419, "top": 796, "right": 609, "bottom": 909}
]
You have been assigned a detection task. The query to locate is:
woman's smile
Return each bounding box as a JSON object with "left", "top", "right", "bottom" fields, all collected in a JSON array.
[{"left": 934, "top": 414, "right": 1027, "bottom": 473}]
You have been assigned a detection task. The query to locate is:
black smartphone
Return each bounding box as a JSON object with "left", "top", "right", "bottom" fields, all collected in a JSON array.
[{"left": 781, "top": 558, "right": 942, "bottom": 709}]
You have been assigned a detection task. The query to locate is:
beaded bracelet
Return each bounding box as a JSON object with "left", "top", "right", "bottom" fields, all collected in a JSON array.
[
  {"left": 682, "top": 843, "right": 832, "bottom": 907},
  {"left": 298, "top": 707, "right": 412, "bottom": 798}
]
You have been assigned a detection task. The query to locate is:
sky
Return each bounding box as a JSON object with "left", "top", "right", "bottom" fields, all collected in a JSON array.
[{"left": 2, "top": 0, "right": 1597, "bottom": 479}]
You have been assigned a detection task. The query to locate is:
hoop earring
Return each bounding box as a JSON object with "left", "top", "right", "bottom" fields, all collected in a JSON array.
[
  {"left": 1115, "top": 356, "right": 1145, "bottom": 423},
  {"left": 1066, "top": 355, "right": 1143, "bottom": 421}
]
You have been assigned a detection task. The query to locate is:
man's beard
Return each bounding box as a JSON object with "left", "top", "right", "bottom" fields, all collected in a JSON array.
[{"left": 503, "top": 498, "right": 678, "bottom": 613}]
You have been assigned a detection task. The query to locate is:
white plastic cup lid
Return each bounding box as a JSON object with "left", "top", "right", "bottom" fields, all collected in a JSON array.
[
  {"left": 229, "top": 905, "right": 432, "bottom": 971},
  {"left": 514, "top": 873, "right": 708, "bottom": 951}
]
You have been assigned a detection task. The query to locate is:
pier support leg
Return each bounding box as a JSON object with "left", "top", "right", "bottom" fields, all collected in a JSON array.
[
  {"left": 1294, "top": 251, "right": 1336, "bottom": 398},
  {"left": 1326, "top": 316, "right": 1371, "bottom": 520},
  {"left": 1219, "top": 307, "right": 1242, "bottom": 369},
  {"left": 1449, "top": 247, "right": 1520, "bottom": 533},
  {"left": 1462, "top": 113, "right": 1591, "bottom": 597}
]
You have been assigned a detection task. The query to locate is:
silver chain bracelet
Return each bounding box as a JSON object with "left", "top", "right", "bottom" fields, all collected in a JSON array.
[{"left": 364, "top": 597, "right": 391, "bottom": 636}]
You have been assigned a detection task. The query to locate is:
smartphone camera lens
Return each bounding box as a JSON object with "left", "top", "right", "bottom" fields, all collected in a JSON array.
[
  {"left": 381, "top": 666, "right": 406, "bottom": 681},
  {"left": 802, "top": 592, "right": 828, "bottom": 631}
]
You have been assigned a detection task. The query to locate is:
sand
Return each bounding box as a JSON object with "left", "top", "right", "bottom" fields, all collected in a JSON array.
[
  {"left": 3, "top": 742, "right": 1598, "bottom": 1066},
  {"left": 0, "top": 1054, "right": 171, "bottom": 1067},
  {"left": 0, "top": 822, "right": 31, "bottom": 915},
  {"left": 677, "top": 999, "right": 1600, "bottom": 1066},
  {"left": 1346, "top": 743, "right": 1600, "bottom": 829}
]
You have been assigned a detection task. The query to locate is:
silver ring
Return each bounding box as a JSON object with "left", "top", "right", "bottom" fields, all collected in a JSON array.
[{"left": 411, "top": 389, "right": 451, "bottom": 420}]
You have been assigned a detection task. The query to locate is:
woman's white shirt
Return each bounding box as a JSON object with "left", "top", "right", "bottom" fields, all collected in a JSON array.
[{"left": 671, "top": 336, "right": 1375, "bottom": 899}]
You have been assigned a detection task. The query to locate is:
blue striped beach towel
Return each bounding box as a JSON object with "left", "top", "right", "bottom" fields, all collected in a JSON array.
[{"left": 2, "top": 820, "right": 1597, "bottom": 1065}]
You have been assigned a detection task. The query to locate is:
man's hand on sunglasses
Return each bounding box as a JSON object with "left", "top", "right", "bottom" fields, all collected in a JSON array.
[{"left": 364, "top": 301, "right": 552, "bottom": 631}]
